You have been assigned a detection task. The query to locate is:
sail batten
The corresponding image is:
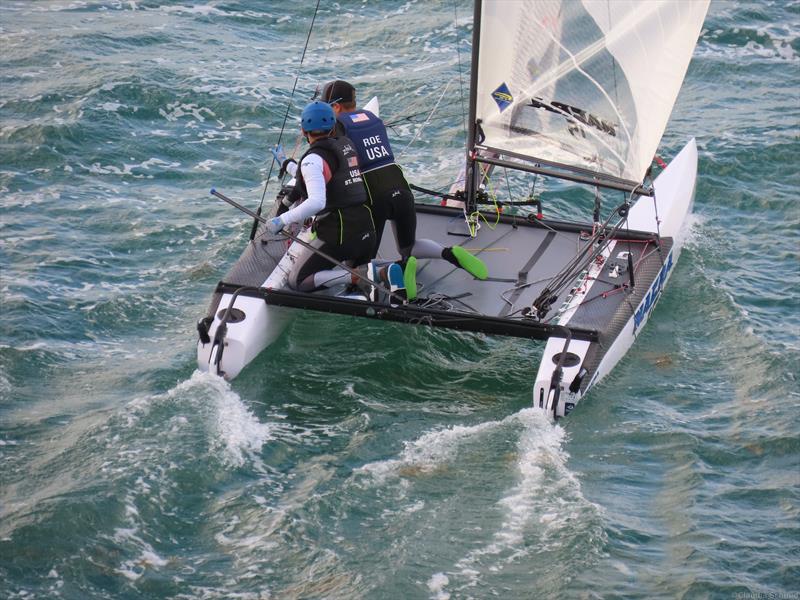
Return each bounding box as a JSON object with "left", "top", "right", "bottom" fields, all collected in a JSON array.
[{"left": 473, "top": 0, "right": 709, "bottom": 185}]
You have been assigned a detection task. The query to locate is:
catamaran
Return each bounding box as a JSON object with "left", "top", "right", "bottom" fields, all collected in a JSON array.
[{"left": 196, "top": 0, "right": 710, "bottom": 417}]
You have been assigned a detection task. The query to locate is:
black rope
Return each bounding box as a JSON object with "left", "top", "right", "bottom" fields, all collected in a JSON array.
[
  {"left": 409, "top": 183, "right": 462, "bottom": 202},
  {"left": 250, "top": 0, "right": 322, "bottom": 240},
  {"left": 408, "top": 182, "right": 541, "bottom": 207}
]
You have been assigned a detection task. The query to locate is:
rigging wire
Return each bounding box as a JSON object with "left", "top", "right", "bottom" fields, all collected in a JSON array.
[
  {"left": 385, "top": 109, "right": 465, "bottom": 129},
  {"left": 291, "top": 7, "right": 356, "bottom": 127},
  {"left": 281, "top": 2, "right": 358, "bottom": 163},
  {"left": 398, "top": 79, "right": 454, "bottom": 157},
  {"left": 250, "top": 0, "right": 322, "bottom": 239},
  {"left": 452, "top": 0, "right": 467, "bottom": 135}
]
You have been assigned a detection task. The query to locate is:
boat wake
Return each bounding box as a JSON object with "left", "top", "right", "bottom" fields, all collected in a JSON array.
[
  {"left": 176, "top": 370, "right": 277, "bottom": 469},
  {"left": 121, "top": 370, "right": 279, "bottom": 470},
  {"left": 97, "top": 371, "right": 287, "bottom": 586},
  {"left": 354, "top": 414, "right": 517, "bottom": 484},
  {"left": 355, "top": 408, "right": 606, "bottom": 597},
  {"left": 446, "top": 409, "right": 606, "bottom": 595}
]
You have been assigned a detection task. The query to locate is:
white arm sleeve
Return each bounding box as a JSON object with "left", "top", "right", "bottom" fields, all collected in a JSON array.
[
  {"left": 279, "top": 153, "right": 327, "bottom": 226},
  {"left": 285, "top": 160, "right": 298, "bottom": 178}
]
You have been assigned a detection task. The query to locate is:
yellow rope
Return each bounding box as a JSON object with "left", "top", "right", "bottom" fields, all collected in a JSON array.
[{"left": 465, "top": 163, "right": 501, "bottom": 237}]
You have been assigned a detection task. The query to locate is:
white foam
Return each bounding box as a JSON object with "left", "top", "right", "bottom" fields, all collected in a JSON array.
[
  {"left": 110, "top": 485, "right": 171, "bottom": 579},
  {"left": 76, "top": 157, "right": 180, "bottom": 178},
  {"left": 194, "top": 159, "right": 219, "bottom": 171},
  {"left": 211, "top": 385, "right": 274, "bottom": 468},
  {"left": 155, "top": 4, "right": 227, "bottom": 17},
  {"left": 185, "top": 128, "right": 243, "bottom": 145},
  {"left": 140, "top": 157, "right": 180, "bottom": 170},
  {"left": 114, "top": 548, "right": 170, "bottom": 581},
  {"left": 427, "top": 572, "right": 450, "bottom": 600},
  {"left": 139, "top": 549, "right": 168, "bottom": 567},
  {"left": 179, "top": 371, "right": 275, "bottom": 468},
  {"left": 98, "top": 101, "right": 123, "bottom": 112},
  {"left": 116, "top": 371, "right": 278, "bottom": 470},
  {"left": 355, "top": 416, "right": 510, "bottom": 483},
  {"left": 159, "top": 101, "right": 215, "bottom": 123},
  {"left": 697, "top": 33, "right": 799, "bottom": 63}
]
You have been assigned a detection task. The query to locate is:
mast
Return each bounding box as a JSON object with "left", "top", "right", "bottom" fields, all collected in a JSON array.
[{"left": 464, "top": 0, "right": 482, "bottom": 214}]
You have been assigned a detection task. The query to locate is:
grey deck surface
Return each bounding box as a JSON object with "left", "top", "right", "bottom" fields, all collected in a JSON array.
[
  {"left": 376, "top": 210, "right": 588, "bottom": 322},
  {"left": 209, "top": 207, "right": 669, "bottom": 343}
]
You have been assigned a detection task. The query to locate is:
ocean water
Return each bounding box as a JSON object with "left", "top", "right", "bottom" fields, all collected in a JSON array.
[{"left": 1, "top": 1, "right": 798, "bottom": 598}]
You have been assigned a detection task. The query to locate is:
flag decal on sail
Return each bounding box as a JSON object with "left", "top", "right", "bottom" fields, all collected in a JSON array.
[{"left": 491, "top": 83, "right": 513, "bottom": 112}]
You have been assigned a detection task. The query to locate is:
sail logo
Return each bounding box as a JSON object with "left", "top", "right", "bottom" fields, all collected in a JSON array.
[
  {"left": 528, "top": 97, "right": 617, "bottom": 137},
  {"left": 633, "top": 251, "right": 674, "bottom": 332},
  {"left": 491, "top": 83, "right": 513, "bottom": 112}
]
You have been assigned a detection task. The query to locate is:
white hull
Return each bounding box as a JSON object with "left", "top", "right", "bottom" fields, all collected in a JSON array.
[
  {"left": 196, "top": 228, "right": 312, "bottom": 380},
  {"left": 533, "top": 138, "right": 698, "bottom": 416},
  {"left": 197, "top": 98, "right": 383, "bottom": 380}
]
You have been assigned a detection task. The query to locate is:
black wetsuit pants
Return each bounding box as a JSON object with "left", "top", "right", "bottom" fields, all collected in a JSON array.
[
  {"left": 363, "top": 164, "right": 416, "bottom": 258},
  {"left": 289, "top": 203, "right": 375, "bottom": 290}
]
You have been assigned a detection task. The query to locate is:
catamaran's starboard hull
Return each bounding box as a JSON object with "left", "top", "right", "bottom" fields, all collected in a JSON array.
[{"left": 534, "top": 138, "right": 698, "bottom": 416}]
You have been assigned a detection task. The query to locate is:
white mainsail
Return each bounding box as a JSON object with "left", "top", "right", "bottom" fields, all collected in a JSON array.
[{"left": 474, "top": 0, "right": 709, "bottom": 185}]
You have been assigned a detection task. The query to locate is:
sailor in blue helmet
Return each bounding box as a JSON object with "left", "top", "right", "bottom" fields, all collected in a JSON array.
[
  {"left": 321, "top": 80, "right": 488, "bottom": 300},
  {"left": 266, "top": 100, "right": 402, "bottom": 295}
]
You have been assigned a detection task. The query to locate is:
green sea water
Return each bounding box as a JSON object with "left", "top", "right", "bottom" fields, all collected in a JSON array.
[{"left": 1, "top": 1, "right": 799, "bottom": 598}]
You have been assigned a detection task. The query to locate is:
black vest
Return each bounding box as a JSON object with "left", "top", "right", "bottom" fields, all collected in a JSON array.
[{"left": 296, "top": 136, "right": 368, "bottom": 211}]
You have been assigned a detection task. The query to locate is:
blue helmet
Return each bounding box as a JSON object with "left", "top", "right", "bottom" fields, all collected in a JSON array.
[{"left": 301, "top": 100, "right": 335, "bottom": 135}]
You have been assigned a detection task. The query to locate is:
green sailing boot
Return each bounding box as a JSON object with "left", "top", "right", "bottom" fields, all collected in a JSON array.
[
  {"left": 445, "top": 246, "right": 488, "bottom": 280},
  {"left": 403, "top": 256, "right": 418, "bottom": 301}
]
